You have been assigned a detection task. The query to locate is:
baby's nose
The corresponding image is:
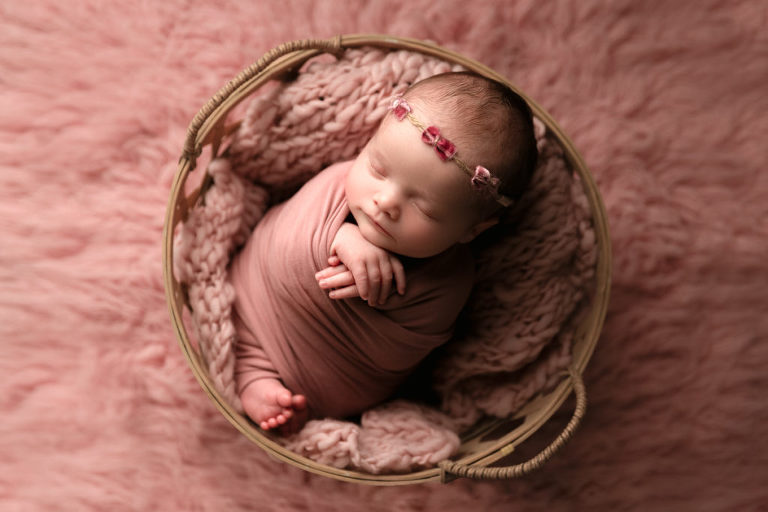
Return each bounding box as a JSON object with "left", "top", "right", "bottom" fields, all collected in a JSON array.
[{"left": 374, "top": 190, "right": 399, "bottom": 219}]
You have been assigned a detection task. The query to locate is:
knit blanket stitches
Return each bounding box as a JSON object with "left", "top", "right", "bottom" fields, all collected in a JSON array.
[{"left": 173, "top": 48, "right": 596, "bottom": 474}]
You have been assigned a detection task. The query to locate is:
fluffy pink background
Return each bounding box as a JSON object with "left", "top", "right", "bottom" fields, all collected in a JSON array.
[{"left": 2, "top": 1, "right": 767, "bottom": 510}]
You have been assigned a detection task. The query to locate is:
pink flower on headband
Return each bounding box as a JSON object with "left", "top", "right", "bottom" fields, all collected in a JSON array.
[
  {"left": 435, "top": 138, "right": 456, "bottom": 160},
  {"left": 421, "top": 126, "right": 457, "bottom": 161},
  {"left": 390, "top": 97, "right": 411, "bottom": 121},
  {"left": 471, "top": 166, "right": 500, "bottom": 191}
]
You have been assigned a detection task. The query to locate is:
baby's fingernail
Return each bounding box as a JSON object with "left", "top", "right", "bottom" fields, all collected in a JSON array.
[
  {"left": 329, "top": 291, "right": 337, "bottom": 298},
  {"left": 318, "top": 279, "right": 327, "bottom": 286}
]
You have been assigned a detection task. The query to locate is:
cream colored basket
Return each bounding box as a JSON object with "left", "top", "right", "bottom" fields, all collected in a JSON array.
[{"left": 162, "top": 34, "right": 611, "bottom": 485}]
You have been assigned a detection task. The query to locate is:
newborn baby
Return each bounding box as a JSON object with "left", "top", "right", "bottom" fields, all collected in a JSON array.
[{"left": 229, "top": 72, "right": 538, "bottom": 433}]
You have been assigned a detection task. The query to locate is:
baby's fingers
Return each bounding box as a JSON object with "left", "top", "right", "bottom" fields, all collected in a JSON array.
[
  {"left": 317, "top": 270, "right": 355, "bottom": 290},
  {"left": 315, "top": 264, "right": 348, "bottom": 281},
  {"left": 366, "top": 260, "right": 381, "bottom": 307},
  {"left": 377, "top": 259, "right": 393, "bottom": 305},
  {"left": 328, "top": 285, "right": 360, "bottom": 300},
  {"left": 391, "top": 256, "right": 406, "bottom": 295},
  {"left": 348, "top": 262, "right": 369, "bottom": 299}
]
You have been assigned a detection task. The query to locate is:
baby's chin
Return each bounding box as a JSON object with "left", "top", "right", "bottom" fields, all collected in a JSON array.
[{"left": 357, "top": 223, "right": 395, "bottom": 252}]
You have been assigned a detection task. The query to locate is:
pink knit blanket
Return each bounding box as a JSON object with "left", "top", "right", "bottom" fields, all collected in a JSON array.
[{"left": 173, "top": 48, "right": 596, "bottom": 474}]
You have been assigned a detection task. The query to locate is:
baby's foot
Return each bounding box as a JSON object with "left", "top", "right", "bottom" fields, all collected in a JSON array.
[
  {"left": 281, "top": 394, "right": 309, "bottom": 435},
  {"left": 241, "top": 378, "right": 298, "bottom": 431}
]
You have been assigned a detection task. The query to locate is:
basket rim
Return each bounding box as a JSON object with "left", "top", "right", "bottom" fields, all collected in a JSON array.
[{"left": 162, "top": 33, "right": 612, "bottom": 485}]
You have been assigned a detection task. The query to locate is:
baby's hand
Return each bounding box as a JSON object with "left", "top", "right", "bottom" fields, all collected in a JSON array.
[
  {"left": 316, "top": 223, "right": 405, "bottom": 306},
  {"left": 315, "top": 263, "right": 358, "bottom": 299}
]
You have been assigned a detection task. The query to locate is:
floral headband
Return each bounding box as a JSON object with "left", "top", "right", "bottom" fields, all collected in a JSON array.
[{"left": 389, "top": 97, "right": 513, "bottom": 207}]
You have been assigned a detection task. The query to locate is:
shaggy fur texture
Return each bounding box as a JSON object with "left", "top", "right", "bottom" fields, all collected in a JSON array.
[{"left": 2, "top": 0, "right": 766, "bottom": 510}]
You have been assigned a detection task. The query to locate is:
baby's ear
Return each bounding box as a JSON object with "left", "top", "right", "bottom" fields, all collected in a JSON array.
[{"left": 459, "top": 217, "right": 499, "bottom": 243}]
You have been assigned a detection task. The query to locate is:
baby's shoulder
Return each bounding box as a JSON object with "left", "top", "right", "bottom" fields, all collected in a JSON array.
[
  {"left": 289, "top": 159, "right": 354, "bottom": 203},
  {"left": 314, "top": 159, "right": 354, "bottom": 182}
]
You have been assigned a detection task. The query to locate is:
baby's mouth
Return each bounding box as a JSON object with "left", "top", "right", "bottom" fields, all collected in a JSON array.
[{"left": 364, "top": 211, "right": 392, "bottom": 238}]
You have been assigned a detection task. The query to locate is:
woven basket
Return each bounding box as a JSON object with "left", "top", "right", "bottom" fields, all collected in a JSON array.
[{"left": 162, "top": 34, "right": 611, "bottom": 485}]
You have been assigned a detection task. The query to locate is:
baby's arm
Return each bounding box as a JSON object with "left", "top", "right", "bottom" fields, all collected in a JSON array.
[{"left": 316, "top": 222, "right": 405, "bottom": 306}]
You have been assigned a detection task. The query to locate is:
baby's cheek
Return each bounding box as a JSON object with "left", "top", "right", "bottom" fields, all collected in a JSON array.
[
  {"left": 404, "top": 222, "right": 444, "bottom": 248},
  {"left": 343, "top": 177, "right": 360, "bottom": 206},
  {"left": 346, "top": 170, "right": 371, "bottom": 203}
]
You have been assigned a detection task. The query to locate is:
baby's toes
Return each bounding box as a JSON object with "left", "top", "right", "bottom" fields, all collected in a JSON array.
[
  {"left": 292, "top": 394, "right": 307, "bottom": 411},
  {"left": 275, "top": 389, "right": 294, "bottom": 409}
]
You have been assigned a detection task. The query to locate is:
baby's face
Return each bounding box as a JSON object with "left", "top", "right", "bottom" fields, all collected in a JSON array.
[{"left": 345, "top": 114, "right": 482, "bottom": 258}]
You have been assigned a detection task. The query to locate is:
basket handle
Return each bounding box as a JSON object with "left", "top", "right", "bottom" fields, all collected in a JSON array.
[
  {"left": 438, "top": 366, "right": 587, "bottom": 482},
  {"left": 180, "top": 36, "right": 343, "bottom": 169}
]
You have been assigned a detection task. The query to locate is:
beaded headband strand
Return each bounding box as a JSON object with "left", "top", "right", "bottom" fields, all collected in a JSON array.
[{"left": 389, "top": 97, "right": 513, "bottom": 207}]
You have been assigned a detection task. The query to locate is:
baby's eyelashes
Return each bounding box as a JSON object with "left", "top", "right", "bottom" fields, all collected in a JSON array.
[{"left": 413, "top": 201, "right": 438, "bottom": 220}]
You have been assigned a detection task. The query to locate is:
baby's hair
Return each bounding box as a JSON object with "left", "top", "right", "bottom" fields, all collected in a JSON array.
[{"left": 402, "top": 72, "right": 538, "bottom": 216}]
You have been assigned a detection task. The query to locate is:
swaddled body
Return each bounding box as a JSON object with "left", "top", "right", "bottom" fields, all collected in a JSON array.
[{"left": 230, "top": 161, "right": 473, "bottom": 420}]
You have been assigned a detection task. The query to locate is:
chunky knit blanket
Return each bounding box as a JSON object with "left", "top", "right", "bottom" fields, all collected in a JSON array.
[{"left": 173, "top": 48, "right": 596, "bottom": 473}]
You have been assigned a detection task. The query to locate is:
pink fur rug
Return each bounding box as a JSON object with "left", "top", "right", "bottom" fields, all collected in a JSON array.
[{"left": 2, "top": 0, "right": 766, "bottom": 510}]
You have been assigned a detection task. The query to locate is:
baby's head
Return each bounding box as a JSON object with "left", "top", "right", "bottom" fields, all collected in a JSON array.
[{"left": 346, "top": 72, "right": 538, "bottom": 258}]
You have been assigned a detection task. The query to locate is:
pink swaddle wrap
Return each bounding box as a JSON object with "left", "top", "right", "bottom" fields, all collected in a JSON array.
[{"left": 229, "top": 161, "right": 474, "bottom": 419}]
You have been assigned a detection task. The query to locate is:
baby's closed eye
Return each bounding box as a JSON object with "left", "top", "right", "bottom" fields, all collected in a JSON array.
[
  {"left": 413, "top": 201, "right": 438, "bottom": 220},
  {"left": 369, "top": 160, "right": 386, "bottom": 178}
]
